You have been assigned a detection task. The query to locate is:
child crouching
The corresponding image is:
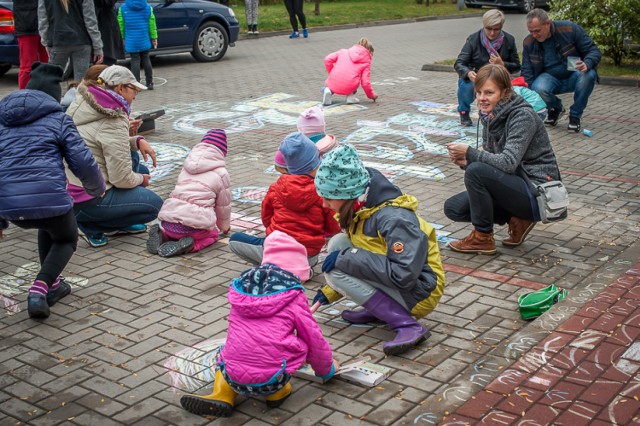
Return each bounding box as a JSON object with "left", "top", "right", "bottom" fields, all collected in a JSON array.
[
  {"left": 180, "top": 230, "right": 339, "bottom": 417},
  {"left": 147, "top": 129, "right": 231, "bottom": 257}
]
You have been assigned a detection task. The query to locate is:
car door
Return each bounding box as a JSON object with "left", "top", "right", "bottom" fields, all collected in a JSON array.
[{"left": 150, "top": 0, "right": 191, "bottom": 49}]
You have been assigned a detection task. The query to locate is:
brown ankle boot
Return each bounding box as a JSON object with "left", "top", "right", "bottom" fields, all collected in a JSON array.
[
  {"left": 448, "top": 230, "right": 497, "bottom": 255},
  {"left": 503, "top": 217, "right": 535, "bottom": 247}
]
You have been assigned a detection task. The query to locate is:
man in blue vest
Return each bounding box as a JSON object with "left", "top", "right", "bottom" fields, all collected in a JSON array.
[{"left": 522, "top": 9, "right": 601, "bottom": 133}]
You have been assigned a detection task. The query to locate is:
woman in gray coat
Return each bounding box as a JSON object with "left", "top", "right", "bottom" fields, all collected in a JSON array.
[{"left": 444, "top": 64, "right": 562, "bottom": 255}]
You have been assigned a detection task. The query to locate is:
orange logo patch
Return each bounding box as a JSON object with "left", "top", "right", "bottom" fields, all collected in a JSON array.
[{"left": 392, "top": 241, "right": 405, "bottom": 254}]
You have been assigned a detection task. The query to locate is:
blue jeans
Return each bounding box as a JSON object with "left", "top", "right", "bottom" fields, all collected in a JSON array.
[
  {"left": 444, "top": 162, "right": 539, "bottom": 233},
  {"left": 131, "top": 151, "right": 149, "bottom": 174},
  {"left": 74, "top": 186, "right": 163, "bottom": 237},
  {"left": 530, "top": 70, "right": 597, "bottom": 119},
  {"left": 457, "top": 78, "right": 475, "bottom": 113}
]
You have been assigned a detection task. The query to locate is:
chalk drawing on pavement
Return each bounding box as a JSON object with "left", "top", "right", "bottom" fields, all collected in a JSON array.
[
  {"left": 140, "top": 142, "right": 191, "bottom": 180},
  {"left": 164, "top": 338, "right": 225, "bottom": 391},
  {"left": 172, "top": 93, "right": 365, "bottom": 135},
  {"left": 232, "top": 187, "right": 268, "bottom": 204},
  {"left": 371, "top": 76, "right": 419, "bottom": 86},
  {"left": 0, "top": 262, "right": 89, "bottom": 316}
]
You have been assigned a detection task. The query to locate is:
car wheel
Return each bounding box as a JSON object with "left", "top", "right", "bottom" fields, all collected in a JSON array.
[
  {"left": 520, "top": 0, "right": 535, "bottom": 13},
  {"left": 0, "top": 63, "right": 12, "bottom": 77},
  {"left": 191, "top": 21, "right": 229, "bottom": 62}
]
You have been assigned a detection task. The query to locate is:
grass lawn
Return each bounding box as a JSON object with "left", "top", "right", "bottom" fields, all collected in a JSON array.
[
  {"left": 228, "top": 0, "right": 477, "bottom": 33},
  {"left": 434, "top": 57, "right": 640, "bottom": 79}
]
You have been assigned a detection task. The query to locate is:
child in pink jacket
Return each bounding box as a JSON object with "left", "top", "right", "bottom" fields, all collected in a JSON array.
[
  {"left": 147, "top": 129, "right": 231, "bottom": 257},
  {"left": 180, "top": 230, "right": 339, "bottom": 417},
  {"left": 322, "top": 37, "right": 378, "bottom": 106}
]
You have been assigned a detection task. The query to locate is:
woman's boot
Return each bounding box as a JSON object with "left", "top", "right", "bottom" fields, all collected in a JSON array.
[
  {"left": 362, "top": 290, "right": 430, "bottom": 355},
  {"left": 448, "top": 230, "right": 496, "bottom": 255},
  {"left": 180, "top": 370, "right": 237, "bottom": 417},
  {"left": 341, "top": 308, "right": 378, "bottom": 324}
]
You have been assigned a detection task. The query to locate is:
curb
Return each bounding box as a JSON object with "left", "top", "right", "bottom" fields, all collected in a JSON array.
[
  {"left": 421, "top": 63, "right": 640, "bottom": 87},
  {"left": 237, "top": 12, "right": 483, "bottom": 41}
]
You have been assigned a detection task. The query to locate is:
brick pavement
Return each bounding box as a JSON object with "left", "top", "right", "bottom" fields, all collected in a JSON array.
[{"left": 1, "top": 13, "right": 639, "bottom": 426}]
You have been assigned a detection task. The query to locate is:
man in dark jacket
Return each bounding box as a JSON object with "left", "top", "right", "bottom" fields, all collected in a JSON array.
[
  {"left": 523, "top": 9, "right": 601, "bottom": 133},
  {"left": 454, "top": 9, "right": 520, "bottom": 127},
  {"left": 14, "top": 0, "right": 49, "bottom": 88}
]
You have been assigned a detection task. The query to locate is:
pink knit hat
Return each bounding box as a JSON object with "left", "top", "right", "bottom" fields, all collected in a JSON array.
[
  {"left": 274, "top": 144, "right": 287, "bottom": 168},
  {"left": 316, "top": 134, "right": 337, "bottom": 156},
  {"left": 296, "top": 105, "right": 325, "bottom": 137},
  {"left": 262, "top": 230, "right": 310, "bottom": 281}
]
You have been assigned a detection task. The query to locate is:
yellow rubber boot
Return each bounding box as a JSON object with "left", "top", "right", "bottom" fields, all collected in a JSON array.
[
  {"left": 265, "top": 382, "right": 292, "bottom": 408},
  {"left": 180, "top": 370, "right": 237, "bottom": 417}
]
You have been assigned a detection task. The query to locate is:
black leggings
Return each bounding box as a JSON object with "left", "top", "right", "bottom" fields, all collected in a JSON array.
[
  {"left": 284, "top": 0, "right": 306, "bottom": 31},
  {"left": 11, "top": 209, "right": 78, "bottom": 286},
  {"left": 444, "top": 162, "right": 539, "bottom": 233}
]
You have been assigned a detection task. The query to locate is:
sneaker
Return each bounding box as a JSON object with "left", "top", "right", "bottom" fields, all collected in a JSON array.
[
  {"left": 105, "top": 224, "right": 147, "bottom": 236},
  {"left": 544, "top": 107, "right": 565, "bottom": 126},
  {"left": 567, "top": 116, "right": 581, "bottom": 132},
  {"left": 289, "top": 31, "right": 299, "bottom": 39},
  {"left": 459, "top": 111, "right": 473, "bottom": 127},
  {"left": 302, "top": 28, "right": 308, "bottom": 38},
  {"left": 346, "top": 95, "right": 360, "bottom": 104},
  {"left": 322, "top": 87, "right": 332, "bottom": 106},
  {"left": 253, "top": 28, "right": 259, "bottom": 35},
  {"left": 146, "top": 82, "right": 154, "bottom": 90},
  {"left": 158, "top": 236, "right": 195, "bottom": 257},
  {"left": 247, "top": 27, "right": 254, "bottom": 34},
  {"left": 28, "top": 293, "right": 50, "bottom": 318},
  {"left": 147, "top": 224, "right": 165, "bottom": 255},
  {"left": 81, "top": 233, "right": 108, "bottom": 248},
  {"left": 46, "top": 278, "right": 71, "bottom": 307}
]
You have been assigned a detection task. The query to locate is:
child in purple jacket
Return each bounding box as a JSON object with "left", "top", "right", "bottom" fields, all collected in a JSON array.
[{"left": 180, "top": 230, "right": 339, "bottom": 417}]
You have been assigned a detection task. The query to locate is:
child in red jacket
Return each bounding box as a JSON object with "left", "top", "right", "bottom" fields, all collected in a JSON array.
[
  {"left": 229, "top": 132, "right": 341, "bottom": 269},
  {"left": 322, "top": 37, "right": 378, "bottom": 106}
]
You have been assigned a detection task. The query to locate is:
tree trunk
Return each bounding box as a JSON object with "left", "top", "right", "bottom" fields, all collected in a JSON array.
[{"left": 315, "top": 0, "right": 320, "bottom": 16}]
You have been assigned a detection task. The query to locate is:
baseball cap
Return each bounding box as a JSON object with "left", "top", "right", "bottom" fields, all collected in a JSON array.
[{"left": 98, "top": 65, "right": 147, "bottom": 90}]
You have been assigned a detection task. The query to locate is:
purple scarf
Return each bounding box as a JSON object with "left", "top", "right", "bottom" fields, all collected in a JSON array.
[{"left": 480, "top": 29, "right": 504, "bottom": 57}]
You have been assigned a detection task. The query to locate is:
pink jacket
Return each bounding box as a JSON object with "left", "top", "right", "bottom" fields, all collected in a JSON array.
[
  {"left": 158, "top": 143, "right": 231, "bottom": 231},
  {"left": 220, "top": 265, "right": 334, "bottom": 385},
  {"left": 324, "top": 44, "right": 376, "bottom": 99}
]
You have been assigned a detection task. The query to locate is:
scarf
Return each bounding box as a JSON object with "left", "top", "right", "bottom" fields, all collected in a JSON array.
[{"left": 480, "top": 29, "right": 504, "bottom": 57}]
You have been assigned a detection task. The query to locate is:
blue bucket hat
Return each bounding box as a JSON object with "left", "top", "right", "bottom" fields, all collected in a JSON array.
[
  {"left": 279, "top": 132, "right": 321, "bottom": 176},
  {"left": 315, "top": 144, "right": 370, "bottom": 199}
]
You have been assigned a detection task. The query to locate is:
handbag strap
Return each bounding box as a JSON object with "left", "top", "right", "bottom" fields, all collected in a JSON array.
[{"left": 516, "top": 167, "right": 540, "bottom": 196}]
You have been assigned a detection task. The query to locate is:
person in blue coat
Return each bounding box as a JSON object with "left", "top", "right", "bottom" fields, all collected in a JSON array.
[
  {"left": 0, "top": 63, "right": 106, "bottom": 319},
  {"left": 118, "top": 0, "right": 158, "bottom": 89}
]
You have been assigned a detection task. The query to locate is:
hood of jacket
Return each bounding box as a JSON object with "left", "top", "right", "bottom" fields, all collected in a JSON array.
[
  {"left": 0, "top": 90, "right": 62, "bottom": 127},
  {"left": 273, "top": 174, "right": 321, "bottom": 211},
  {"left": 125, "top": 0, "right": 148, "bottom": 11},
  {"left": 348, "top": 44, "right": 372, "bottom": 64},
  {"left": 67, "top": 85, "right": 129, "bottom": 127},
  {"left": 362, "top": 168, "right": 403, "bottom": 208},
  {"left": 228, "top": 265, "right": 304, "bottom": 319},
  {"left": 183, "top": 143, "right": 226, "bottom": 175}
]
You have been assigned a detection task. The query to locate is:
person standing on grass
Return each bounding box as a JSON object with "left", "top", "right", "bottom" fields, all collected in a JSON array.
[
  {"left": 245, "top": 0, "right": 259, "bottom": 35},
  {"left": 284, "top": 0, "right": 307, "bottom": 39},
  {"left": 14, "top": 0, "right": 49, "bottom": 89},
  {"left": 118, "top": 0, "right": 158, "bottom": 89}
]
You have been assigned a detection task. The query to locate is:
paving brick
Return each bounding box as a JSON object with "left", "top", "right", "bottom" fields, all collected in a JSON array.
[
  {"left": 553, "top": 400, "right": 603, "bottom": 426},
  {"left": 454, "top": 390, "right": 503, "bottom": 419}
]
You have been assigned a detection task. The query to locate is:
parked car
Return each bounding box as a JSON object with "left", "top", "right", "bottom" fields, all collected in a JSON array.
[
  {"left": 0, "top": 0, "right": 239, "bottom": 77},
  {"left": 464, "top": 0, "right": 548, "bottom": 14}
]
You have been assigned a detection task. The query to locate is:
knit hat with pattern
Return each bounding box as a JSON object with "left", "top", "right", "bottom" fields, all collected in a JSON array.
[
  {"left": 201, "top": 129, "right": 228, "bottom": 156},
  {"left": 315, "top": 144, "right": 370, "bottom": 199}
]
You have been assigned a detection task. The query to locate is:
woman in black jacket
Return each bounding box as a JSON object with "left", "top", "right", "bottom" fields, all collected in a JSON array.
[{"left": 454, "top": 9, "right": 520, "bottom": 127}]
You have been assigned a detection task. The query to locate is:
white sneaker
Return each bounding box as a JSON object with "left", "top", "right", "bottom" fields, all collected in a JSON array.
[
  {"left": 322, "top": 87, "right": 332, "bottom": 106},
  {"left": 346, "top": 95, "right": 360, "bottom": 104}
]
